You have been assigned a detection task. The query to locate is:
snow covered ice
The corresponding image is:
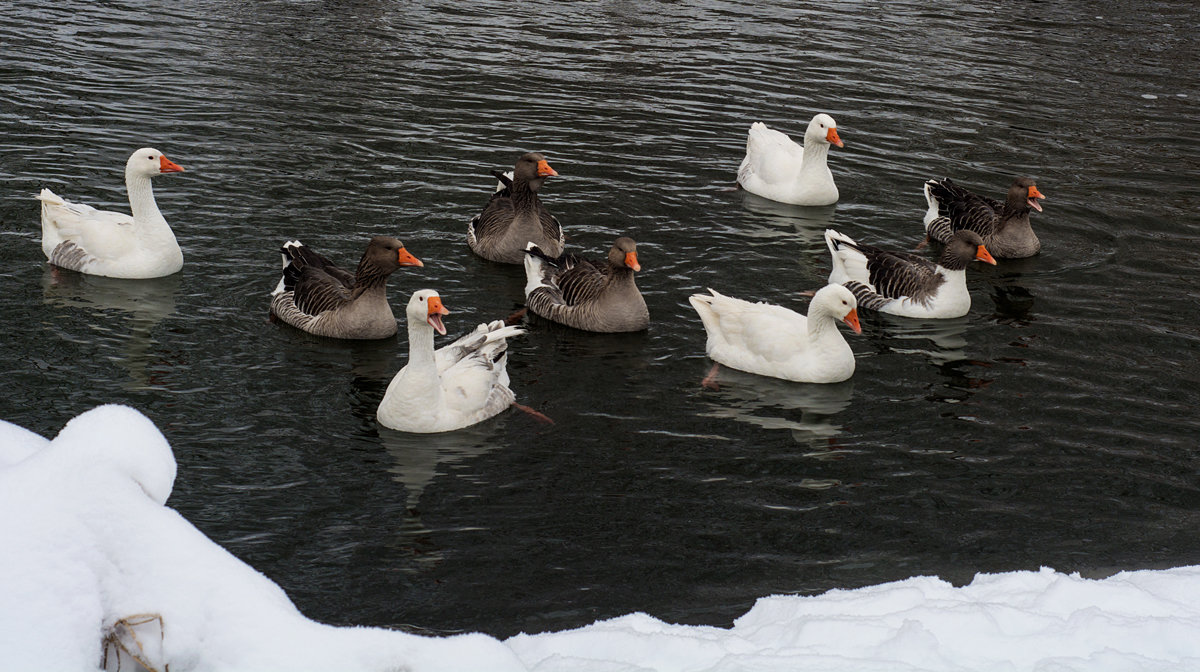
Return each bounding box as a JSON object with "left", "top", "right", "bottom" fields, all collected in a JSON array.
[{"left": 3, "top": 405, "right": 1200, "bottom": 671}]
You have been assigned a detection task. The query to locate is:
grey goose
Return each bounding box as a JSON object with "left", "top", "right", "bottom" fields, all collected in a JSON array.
[
  {"left": 468, "top": 152, "right": 565, "bottom": 264},
  {"left": 522, "top": 236, "right": 648, "bottom": 333},
  {"left": 923, "top": 177, "right": 1046, "bottom": 258},
  {"left": 269, "top": 236, "right": 423, "bottom": 340}
]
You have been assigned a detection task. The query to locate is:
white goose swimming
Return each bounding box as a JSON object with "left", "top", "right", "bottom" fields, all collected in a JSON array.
[
  {"left": 736, "top": 114, "right": 843, "bottom": 206},
  {"left": 825, "top": 228, "right": 996, "bottom": 319},
  {"left": 37, "top": 147, "right": 186, "bottom": 279},
  {"left": 377, "top": 290, "right": 525, "bottom": 433},
  {"left": 689, "top": 284, "right": 861, "bottom": 385}
]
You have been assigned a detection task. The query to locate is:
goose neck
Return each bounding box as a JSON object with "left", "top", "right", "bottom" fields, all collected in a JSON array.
[
  {"left": 406, "top": 321, "right": 438, "bottom": 369},
  {"left": 807, "top": 309, "right": 838, "bottom": 340},
  {"left": 511, "top": 179, "right": 541, "bottom": 210},
  {"left": 354, "top": 257, "right": 390, "bottom": 290},
  {"left": 125, "top": 173, "right": 164, "bottom": 226},
  {"left": 938, "top": 251, "right": 971, "bottom": 272},
  {"left": 801, "top": 140, "right": 831, "bottom": 171}
]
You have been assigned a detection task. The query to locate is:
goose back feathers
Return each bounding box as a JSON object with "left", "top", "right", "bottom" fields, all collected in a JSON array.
[
  {"left": 523, "top": 236, "right": 649, "bottom": 333},
  {"left": 690, "top": 284, "right": 861, "bottom": 384},
  {"left": 826, "top": 228, "right": 995, "bottom": 319},
  {"left": 923, "top": 177, "right": 1045, "bottom": 258},
  {"left": 269, "top": 236, "right": 423, "bottom": 340},
  {"left": 468, "top": 152, "right": 565, "bottom": 264}
]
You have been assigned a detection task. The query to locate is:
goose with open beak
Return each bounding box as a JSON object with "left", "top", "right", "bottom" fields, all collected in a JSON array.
[
  {"left": 377, "top": 290, "right": 528, "bottom": 433},
  {"left": 923, "top": 177, "right": 1046, "bottom": 258}
]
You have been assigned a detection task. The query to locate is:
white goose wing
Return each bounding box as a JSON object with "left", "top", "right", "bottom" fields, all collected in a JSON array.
[
  {"left": 38, "top": 189, "right": 138, "bottom": 267},
  {"left": 434, "top": 321, "right": 517, "bottom": 373},
  {"left": 737, "top": 122, "right": 804, "bottom": 186},
  {"left": 435, "top": 322, "right": 522, "bottom": 421},
  {"left": 691, "top": 290, "right": 810, "bottom": 365}
]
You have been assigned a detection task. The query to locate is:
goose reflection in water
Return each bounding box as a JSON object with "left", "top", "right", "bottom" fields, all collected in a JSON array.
[
  {"left": 872, "top": 314, "right": 972, "bottom": 367},
  {"left": 41, "top": 267, "right": 180, "bottom": 387},
  {"left": 376, "top": 423, "right": 505, "bottom": 569},
  {"left": 923, "top": 244, "right": 1039, "bottom": 325},
  {"left": 864, "top": 313, "right": 1001, "bottom": 402},
  {"left": 987, "top": 265, "right": 1038, "bottom": 324},
  {"left": 737, "top": 190, "right": 839, "bottom": 249},
  {"left": 699, "top": 368, "right": 854, "bottom": 441}
]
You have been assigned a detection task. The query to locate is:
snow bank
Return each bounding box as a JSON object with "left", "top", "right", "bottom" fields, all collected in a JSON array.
[{"left": 3, "top": 405, "right": 1200, "bottom": 672}]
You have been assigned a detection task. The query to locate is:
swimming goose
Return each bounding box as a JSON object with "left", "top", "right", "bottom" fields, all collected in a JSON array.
[
  {"left": 468, "top": 152, "right": 565, "bottom": 264},
  {"left": 36, "top": 147, "right": 186, "bottom": 279},
  {"left": 689, "top": 284, "right": 861, "bottom": 384},
  {"left": 269, "top": 237, "right": 423, "bottom": 340},
  {"left": 736, "top": 114, "right": 843, "bottom": 206},
  {"left": 923, "top": 177, "right": 1046, "bottom": 258},
  {"left": 377, "top": 290, "right": 525, "bottom": 433},
  {"left": 825, "top": 228, "right": 996, "bottom": 319},
  {"left": 523, "top": 236, "right": 649, "bottom": 333}
]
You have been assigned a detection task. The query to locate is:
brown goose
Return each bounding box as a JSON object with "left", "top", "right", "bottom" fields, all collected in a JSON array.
[
  {"left": 826, "top": 228, "right": 995, "bottom": 319},
  {"left": 269, "top": 236, "right": 423, "bottom": 340},
  {"left": 467, "top": 152, "right": 565, "bottom": 264},
  {"left": 923, "top": 177, "right": 1046, "bottom": 258},
  {"left": 522, "top": 236, "right": 649, "bottom": 333}
]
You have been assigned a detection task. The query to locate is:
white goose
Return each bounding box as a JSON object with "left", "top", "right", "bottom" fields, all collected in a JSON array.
[
  {"left": 377, "top": 290, "right": 525, "bottom": 433},
  {"left": 689, "top": 284, "right": 861, "bottom": 385},
  {"left": 36, "top": 147, "right": 186, "bottom": 279},
  {"left": 736, "top": 114, "right": 843, "bottom": 206}
]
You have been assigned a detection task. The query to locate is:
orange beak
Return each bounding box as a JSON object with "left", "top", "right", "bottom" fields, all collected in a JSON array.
[
  {"left": 624, "top": 251, "right": 641, "bottom": 272},
  {"left": 975, "top": 245, "right": 997, "bottom": 265},
  {"left": 826, "top": 127, "right": 844, "bottom": 148},
  {"left": 1027, "top": 185, "right": 1045, "bottom": 212},
  {"left": 397, "top": 247, "right": 423, "bottom": 267},
  {"left": 159, "top": 155, "right": 184, "bottom": 173},
  {"left": 536, "top": 159, "right": 558, "bottom": 177},
  {"left": 842, "top": 308, "right": 861, "bottom": 334},
  {"left": 426, "top": 295, "right": 449, "bottom": 335}
]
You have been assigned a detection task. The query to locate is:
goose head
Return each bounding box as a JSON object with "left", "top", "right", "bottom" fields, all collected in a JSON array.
[
  {"left": 608, "top": 236, "right": 641, "bottom": 272},
  {"left": 407, "top": 289, "right": 449, "bottom": 335},
  {"left": 513, "top": 152, "right": 558, "bottom": 191},
  {"left": 811, "top": 284, "right": 861, "bottom": 333},
  {"left": 126, "top": 147, "right": 184, "bottom": 179},
  {"left": 363, "top": 236, "right": 423, "bottom": 273},
  {"left": 806, "top": 114, "right": 843, "bottom": 148},
  {"left": 945, "top": 230, "right": 997, "bottom": 268},
  {"left": 1007, "top": 177, "right": 1045, "bottom": 213}
]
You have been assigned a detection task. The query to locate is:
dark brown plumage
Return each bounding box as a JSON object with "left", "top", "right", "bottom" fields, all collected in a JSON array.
[
  {"left": 270, "top": 236, "right": 423, "bottom": 340},
  {"left": 923, "top": 177, "right": 1045, "bottom": 258},
  {"left": 523, "top": 236, "right": 649, "bottom": 333},
  {"left": 467, "top": 152, "right": 565, "bottom": 264}
]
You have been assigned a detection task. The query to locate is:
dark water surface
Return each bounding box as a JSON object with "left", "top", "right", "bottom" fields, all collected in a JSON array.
[{"left": 2, "top": 1, "right": 1199, "bottom": 638}]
